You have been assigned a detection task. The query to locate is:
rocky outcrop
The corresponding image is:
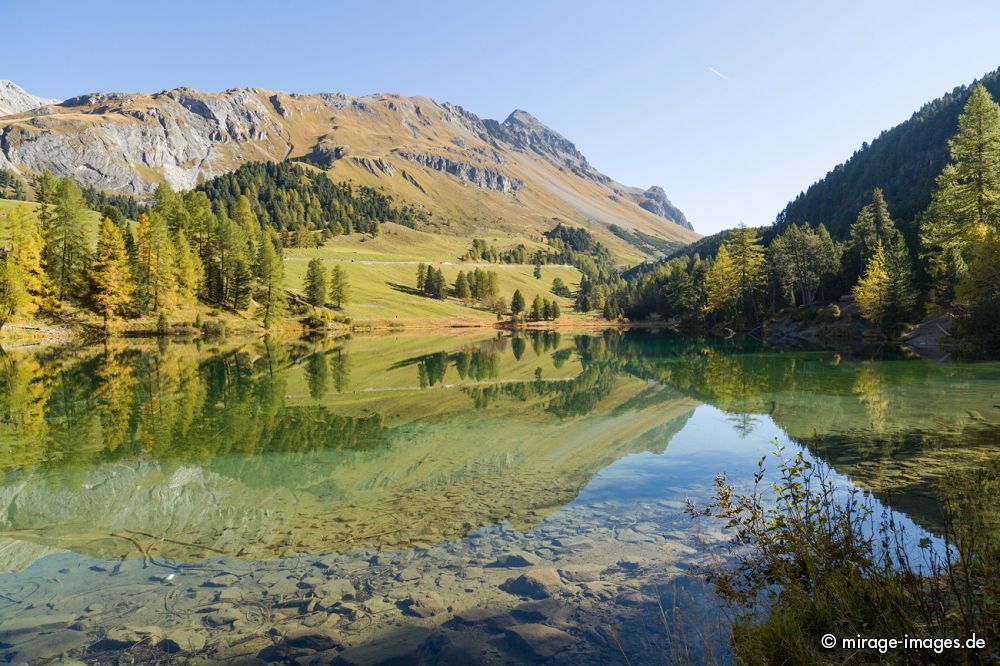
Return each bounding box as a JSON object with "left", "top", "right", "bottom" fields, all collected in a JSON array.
[
  {"left": 627, "top": 185, "right": 692, "bottom": 230},
  {"left": 0, "top": 80, "right": 56, "bottom": 116},
  {"left": 352, "top": 156, "right": 395, "bottom": 177},
  {"left": 395, "top": 151, "right": 523, "bottom": 193}
]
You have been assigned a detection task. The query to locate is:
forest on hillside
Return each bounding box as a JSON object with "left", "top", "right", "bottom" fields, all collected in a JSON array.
[{"left": 608, "top": 84, "right": 1000, "bottom": 353}]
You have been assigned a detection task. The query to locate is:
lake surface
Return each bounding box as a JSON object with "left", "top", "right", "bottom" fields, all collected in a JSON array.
[{"left": 0, "top": 331, "right": 997, "bottom": 663}]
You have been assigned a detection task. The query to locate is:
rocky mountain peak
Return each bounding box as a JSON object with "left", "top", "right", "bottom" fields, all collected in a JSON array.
[
  {"left": 497, "top": 108, "right": 589, "bottom": 166},
  {"left": 0, "top": 80, "right": 57, "bottom": 116},
  {"left": 637, "top": 186, "right": 692, "bottom": 230}
]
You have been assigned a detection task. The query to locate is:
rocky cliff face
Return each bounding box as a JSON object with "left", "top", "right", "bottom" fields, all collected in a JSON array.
[
  {"left": 0, "top": 82, "right": 697, "bottom": 245},
  {"left": 0, "top": 80, "right": 56, "bottom": 116},
  {"left": 628, "top": 185, "right": 693, "bottom": 230}
]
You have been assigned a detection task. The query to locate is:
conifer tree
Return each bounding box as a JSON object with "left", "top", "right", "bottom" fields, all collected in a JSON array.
[
  {"left": 0, "top": 256, "right": 28, "bottom": 332},
  {"left": 511, "top": 289, "right": 525, "bottom": 317},
  {"left": 329, "top": 265, "right": 349, "bottom": 308},
  {"left": 454, "top": 270, "right": 471, "bottom": 300},
  {"left": 304, "top": 258, "right": 328, "bottom": 308},
  {"left": 173, "top": 228, "right": 203, "bottom": 304},
  {"left": 255, "top": 232, "right": 285, "bottom": 328},
  {"left": 770, "top": 223, "right": 841, "bottom": 305},
  {"left": 853, "top": 242, "right": 916, "bottom": 334},
  {"left": 135, "top": 212, "right": 176, "bottom": 312},
  {"left": 416, "top": 263, "right": 427, "bottom": 291},
  {"left": 5, "top": 205, "right": 50, "bottom": 313},
  {"left": 854, "top": 244, "right": 890, "bottom": 328},
  {"left": 705, "top": 245, "right": 739, "bottom": 315},
  {"left": 550, "top": 300, "right": 561, "bottom": 319},
  {"left": 849, "top": 188, "right": 898, "bottom": 273},
  {"left": 45, "top": 177, "right": 91, "bottom": 301},
  {"left": 922, "top": 84, "right": 1000, "bottom": 292},
  {"left": 531, "top": 294, "right": 544, "bottom": 321},
  {"left": 89, "top": 217, "right": 135, "bottom": 330},
  {"left": 33, "top": 171, "right": 58, "bottom": 230}
]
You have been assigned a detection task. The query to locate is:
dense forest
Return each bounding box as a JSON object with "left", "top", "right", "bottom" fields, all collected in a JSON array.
[
  {"left": 778, "top": 68, "right": 1000, "bottom": 244},
  {"left": 196, "top": 161, "right": 427, "bottom": 242},
  {"left": 609, "top": 84, "right": 1000, "bottom": 351}
]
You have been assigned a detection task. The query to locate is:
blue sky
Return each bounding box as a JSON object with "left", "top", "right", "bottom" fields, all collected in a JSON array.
[{"left": 3, "top": 0, "right": 998, "bottom": 234}]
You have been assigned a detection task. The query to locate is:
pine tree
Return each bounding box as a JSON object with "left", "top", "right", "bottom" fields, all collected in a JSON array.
[
  {"left": 454, "top": 270, "right": 471, "bottom": 300},
  {"left": 922, "top": 84, "right": 1000, "bottom": 293},
  {"left": 304, "top": 258, "right": 328, "bottom": 307},
  {"left": 849, "top": 188, "right": 897, "bottom": 273},
  {"left": 255, "top": 232, "right": 285, "bottom": 328},
  {"left": 533, "top": 256, "right": 542, "bottom": 279},
  {"left": 769, "top": 223, "right": 841, "bottom": 306},
  {"left": 416, "top": 263, "right": 427, "bottom": 291},
  {"left": 431, "top": 268, "right": 447, "bottom": 299},
  {"left": 329, "top": 265, "right": 349, "bottom": 308},
  {"left": 511, "top": 289, "right": 525, "bottom": 317},
  {"left": 531, "top": 294, "right": 544, "bottom": 320},
  {"left": 89, "top": 217, "right": 135, "bottom": 329},
  {"left": 33, "top": 171, "right": 58, "bottom": 230},
  {"left": 550, "top": 300, "right": 561, "bottom": 319}
]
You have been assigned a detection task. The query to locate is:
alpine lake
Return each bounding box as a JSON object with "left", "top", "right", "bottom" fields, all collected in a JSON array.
[{"left": 0, "top": 330, "right": 997, "bottom": 664}]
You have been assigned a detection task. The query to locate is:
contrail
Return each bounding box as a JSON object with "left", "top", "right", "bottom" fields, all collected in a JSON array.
[{"left": 708, "top": 66, "right": 729, "bottom": 81}]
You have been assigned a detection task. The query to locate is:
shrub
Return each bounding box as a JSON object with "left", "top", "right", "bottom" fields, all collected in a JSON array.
[{"left": 686, "top": 443, "right": 1000, "bottom": 664}]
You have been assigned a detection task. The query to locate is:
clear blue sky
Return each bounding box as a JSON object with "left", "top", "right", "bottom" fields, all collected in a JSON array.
[{"left": 4, "top": 0, "right": 998, "bottom": 234}]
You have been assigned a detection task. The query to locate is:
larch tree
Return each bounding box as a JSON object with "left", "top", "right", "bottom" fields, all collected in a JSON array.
[
  {"left": 45, "top": 177, "right": 91, "bottom": 301},
  {"left": 0, "top": 256, "right": 28, "bottom": 332},
  {"left": 921, "top": 84, "right": 1000, "bottom": 294},
  {"left": 33, "top": 171, "right": 58, "bottom": 230},
  {"left": 89, "top": 217, "right": 135, "bottom": 330},
  {"left": 705, "top": 245, "right": 739, "bottom": 315},
  {"left": 329, "top": 265, "right": 349, "bottom": 308},
  {"left": 5, "top": 204, "right": 50, "bottom": 313},
  {"left": 454, "top": 270, "right": 471, "bottom": 300},
  {"left": 853, "top": 244, "right": 890, "bottom": 328},
  {"left": 255, "top": 232, "right": 285, "bottom": 328},
  {"left": 174, "top": 228, "right": 203, "bottom": 305},
  {"left": 135, "top": 212, "right": 177, "bottom": 312},
  {"left": 531, "top": 294, "right": 544, "bottom": 320},
  {"left": 853, "top": 241, "right": 916, "bottom": 334},
  {"left": 304, "top": 258, "right": 328, "bottom": 308}
]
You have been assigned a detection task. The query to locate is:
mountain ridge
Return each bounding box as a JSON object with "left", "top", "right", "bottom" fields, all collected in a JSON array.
[
  {"left": 0, "top": 80, "right": 57, "bottom": 116},
  {"left": 0, "top": 82, "right": 696, "bottom": 255}
]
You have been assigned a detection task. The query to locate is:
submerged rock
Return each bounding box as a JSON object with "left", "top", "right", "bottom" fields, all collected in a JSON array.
[
  {"left": 501, "top": 568, "right": 565, "bottom": 599},
  {"left": 505, "top": 623, "right": 576, "bottom": 659}
]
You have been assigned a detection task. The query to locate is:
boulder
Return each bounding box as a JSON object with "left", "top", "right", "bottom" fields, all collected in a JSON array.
[
  {"left": 506, "top": 623, "right": 576, "bottom": 659},
  {"left": 501, "top": 568, "right": 565, "bottom": 599}
]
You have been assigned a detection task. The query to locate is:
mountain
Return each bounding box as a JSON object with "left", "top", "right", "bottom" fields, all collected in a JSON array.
[
  {"left": 0, "top": 80, "right": 56, "bottom": 116},
  {"left": 0, "top": 84, "right": 698, "bottom": 256},
  {"left": 777, "top": 67, "right": 1000, "bottom": 241},
  {"left": 661, "top": 67, "right": 1000, "bottom": 264}
]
